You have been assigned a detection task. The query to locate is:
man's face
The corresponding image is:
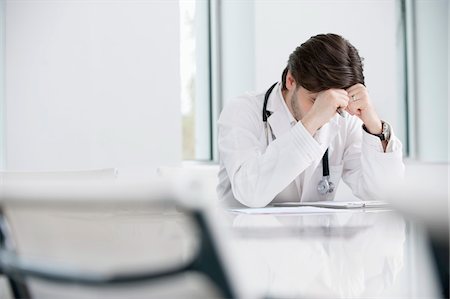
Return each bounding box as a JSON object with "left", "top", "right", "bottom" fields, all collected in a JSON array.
[{"left": 289, "top": 86, "right": 319, "bottom": 121}]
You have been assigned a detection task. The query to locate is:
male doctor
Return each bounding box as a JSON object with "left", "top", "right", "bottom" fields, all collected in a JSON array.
[{"left": 217, "top": 33, "right": 404, "bottom": 208}]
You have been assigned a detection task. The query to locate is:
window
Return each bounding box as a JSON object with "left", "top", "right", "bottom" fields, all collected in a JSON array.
[
  {"left": 0, "top": 0, "right": 4, "bottom": 168},
  {"left": 403, "top": 0, "right": 448, "bottom": 161},
  {"left": 180, "top": 0, "right": 213, "bottom": 161},
  {"left": 180, "top": 0, "right": 449, "bottom": 163}
]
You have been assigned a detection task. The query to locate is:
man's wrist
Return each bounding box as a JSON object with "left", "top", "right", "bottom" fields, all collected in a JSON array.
[
  {"left": 363, "top": 120, "right": 391, "bottom": 143},
  {"left": 300, "top": 114, "right": 320, "bottom": 135},
  {"left": 364, "top": 121, "right": 382, "bottom": 135},
  {"left": 362, "top": 113, "right": 382, "bottom": 135}
]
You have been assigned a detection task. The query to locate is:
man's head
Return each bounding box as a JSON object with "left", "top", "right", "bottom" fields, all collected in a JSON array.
[
  {"left": 281, "top": 33, "right": 364, "bottom": 120},
  {"left": 282, "top": 33, "right": 365, "bottom": 92}
]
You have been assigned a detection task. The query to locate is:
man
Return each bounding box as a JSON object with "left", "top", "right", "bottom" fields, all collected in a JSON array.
[{"left": 217, "top": 33, "right": 404, "bottom": 208}]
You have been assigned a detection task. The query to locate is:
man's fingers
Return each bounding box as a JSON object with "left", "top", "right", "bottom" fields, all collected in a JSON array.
[
  {"left": 337, "top": 94, "right": 349, "bottom": 110},
  {"left": 346, "top": 100, "right": 361, "bottom": 115},
  {"left": 345, "top": 106, "right": 354, "bottom": 116},
  {"left": 349, "top": 93, "right": 359, "bottom": 102},
  {"left": 346, "top": 83, "right": 364, "bottom": 94},
  {"left": 334, "top": 89, "right": 348, "bottom": 95},
  {"left": 346, "top": 86, "right": 358, "bottom": 94}
]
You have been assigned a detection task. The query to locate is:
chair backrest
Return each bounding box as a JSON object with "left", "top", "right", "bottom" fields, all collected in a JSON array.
[
  {"left": 157, "top": 164, "right": 219, "bottom": 201},
  {"left": 0, "top": 168, "right": 118, "bottom": 182},
  {"left": 0, "top": 179, "right": 242, "bottom": 299},
  {"left": 386, "top": 161, "right": 448, "bottom": 239}
]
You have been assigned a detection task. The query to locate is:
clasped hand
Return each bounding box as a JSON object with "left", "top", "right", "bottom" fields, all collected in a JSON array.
[{"left": 301, "top": 83, "right": 382, "bottom": 135}]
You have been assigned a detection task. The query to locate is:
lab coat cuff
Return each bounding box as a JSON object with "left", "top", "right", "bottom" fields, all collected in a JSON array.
[
  {"left": 362, "top": 128, "right": 384, "bottom": 152},
  {"left": 291, "top": 122, "right": 322, "bottom": 161}
]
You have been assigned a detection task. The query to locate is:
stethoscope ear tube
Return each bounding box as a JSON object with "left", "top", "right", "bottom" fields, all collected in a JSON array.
[
  {"left": 322, "top": 149, "right": 330, "bottom": 177},
  {"left": 262, "top": 82, "right": 278, "bottom": 122},
  {"left": 263, "top": 82, "right": 278, "bottom": 146}
]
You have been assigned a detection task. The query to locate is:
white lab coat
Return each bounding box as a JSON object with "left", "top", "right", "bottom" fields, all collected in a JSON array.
[{"left": 217, "top": 83, "right": 404, "bottom": 208}]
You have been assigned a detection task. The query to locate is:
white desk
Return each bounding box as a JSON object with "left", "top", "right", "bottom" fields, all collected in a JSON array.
[
  {"left": 2, "top": 205, "right": 441, "bottom": 299},
  {"left": 226, "top": 209, "right": 440, "bottom": 298}
]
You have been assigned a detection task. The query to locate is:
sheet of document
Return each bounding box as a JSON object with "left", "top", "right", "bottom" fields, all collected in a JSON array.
[
  {"left": 229, "top": 206, "right": 352, "bottom": 215},
  {"left": 272, "top": 200, "right": 390, "bottom": 209}
]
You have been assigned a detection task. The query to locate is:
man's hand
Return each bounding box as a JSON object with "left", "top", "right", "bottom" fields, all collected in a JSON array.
[
  {"left": 301, "top": 89, "right": 348, "bottom": 135},
  {"left": 346, "top": 84, "right": 382, "bottom": 134}
]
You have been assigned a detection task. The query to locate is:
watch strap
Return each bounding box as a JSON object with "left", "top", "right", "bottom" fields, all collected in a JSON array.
[{"left": 363, "top": 121, "right": 390, "bottom": 141}]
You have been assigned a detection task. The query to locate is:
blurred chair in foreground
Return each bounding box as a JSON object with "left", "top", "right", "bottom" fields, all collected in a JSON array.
[
  {"left": 0, "top": 168, "right": 117, "bottom": 298},
  {"left": 0, "top": 168, "right": 118, "bottom": 182},
  {"left": 387, "top": 162, "right": 449, "bottom": 298},
  {"left": 157, "top": 164, "right": 219, "bottom": 201},
  {"left": 0, "top": 178, "right": 242, "bottom": 299}
]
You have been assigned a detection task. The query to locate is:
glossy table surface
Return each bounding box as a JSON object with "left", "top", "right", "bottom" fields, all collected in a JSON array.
[
  {"left": 225, "top": 209, "right": 441, "bottom": 298},
  {"left": 1, "top": 202, "right": 442, "bottom": 299}
]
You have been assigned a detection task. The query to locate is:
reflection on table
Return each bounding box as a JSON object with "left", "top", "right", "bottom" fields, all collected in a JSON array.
[{"left": 227, "top": 210, "right": 439, "bottom": 298}]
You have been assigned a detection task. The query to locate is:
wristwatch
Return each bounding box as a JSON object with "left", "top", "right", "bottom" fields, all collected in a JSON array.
[{"left": 363, "top": 121, "right": 391, "bottom": 141}]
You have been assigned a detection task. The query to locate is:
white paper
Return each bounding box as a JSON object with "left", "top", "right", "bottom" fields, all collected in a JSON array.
[
  {"left": 273, "top": 200, "right": 390, "bottom": 209},
  {"left": 229, "top": 206, "right": 352, "bottom": 215}
]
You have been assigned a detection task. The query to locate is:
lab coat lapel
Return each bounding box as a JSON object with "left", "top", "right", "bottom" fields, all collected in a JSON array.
[
  {"left": 264, "top": 84, "right": 343, "bottom": 200},
  {"left": 302, "top": 115, "right": 341, "bottom": 192},
  {"left": 312, "top": 116, "right": 341, "bottom": 166},
  {"left": 265, "top": 87, "right": 303, "bottom": 194},
  {"left": 267, "top": 110, "right": 292, "bottom": 140}
]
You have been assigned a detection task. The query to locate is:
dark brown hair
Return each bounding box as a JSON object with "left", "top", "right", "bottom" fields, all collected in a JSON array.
[{"left": 281, "top": 33, "right": 364, "bottom": 92}]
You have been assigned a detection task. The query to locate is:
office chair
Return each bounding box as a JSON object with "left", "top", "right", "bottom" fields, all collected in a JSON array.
[
  {"left": 157, "top": 164, "right": 220, "bottom": 202},
  {"left": 0, "top": 168, "right": 118, "bottom": 182},
  {"left": 0, "top": 180, "right": 240, "bottom": 299},
  {"left": 387, "top": 162, "right": 449, "bottom": 298}
]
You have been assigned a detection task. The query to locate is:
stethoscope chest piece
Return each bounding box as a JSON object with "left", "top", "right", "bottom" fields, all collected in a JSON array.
[{"left": 317, "top": 176, "right": 335, "bottom": 195}]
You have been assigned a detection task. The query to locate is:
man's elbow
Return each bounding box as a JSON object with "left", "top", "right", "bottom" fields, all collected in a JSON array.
[{"left": 232, "top": 186, "right": 272, "bottom": 208}]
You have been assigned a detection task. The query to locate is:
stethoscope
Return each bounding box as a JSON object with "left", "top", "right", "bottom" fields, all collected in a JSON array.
[{"left": 263, "top": 82, "right": 335, "bottom": 195}]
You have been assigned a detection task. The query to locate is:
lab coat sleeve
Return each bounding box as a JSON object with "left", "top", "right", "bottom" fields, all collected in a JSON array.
[
  {"left": 218, "top": 97, "right": 323, "bottom": 207},
  {"left": 341, "top": 117, "right": 405, "bottom": 201}
]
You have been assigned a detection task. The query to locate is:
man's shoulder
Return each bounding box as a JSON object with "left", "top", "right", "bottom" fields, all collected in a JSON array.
[
  {"left": 223, "top": 90, "right": 265, "bottom": 113},
  {"left": 229, "top": 90, "right": 264, "bottom": 104}
]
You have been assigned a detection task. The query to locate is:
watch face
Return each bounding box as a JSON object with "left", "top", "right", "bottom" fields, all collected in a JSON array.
[{"left": 382, "top": 122, "right": 391, "bottom": 141}]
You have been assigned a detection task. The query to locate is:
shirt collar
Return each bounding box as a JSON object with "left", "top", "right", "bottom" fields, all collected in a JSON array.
[{"left": 277, "top": 83, "right": 297, "bottom": 126}]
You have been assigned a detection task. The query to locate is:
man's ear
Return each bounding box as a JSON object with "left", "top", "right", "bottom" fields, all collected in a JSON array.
[{"left": 286, "top": 71, "right": 297, "bottom": 91}]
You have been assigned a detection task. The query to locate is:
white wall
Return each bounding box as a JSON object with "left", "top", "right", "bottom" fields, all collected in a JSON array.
[
  {"left": 5, "top": 0, "right": 181, "bottom": 178},
  {"left": 253, "top": 0, "right": 402, "bottom": 138},
  {"left": 221, "top": 0, "right": 405, "bottom": 144},
  {"left": 221, "top": 0, "right": 255, "bottom": 107}
]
